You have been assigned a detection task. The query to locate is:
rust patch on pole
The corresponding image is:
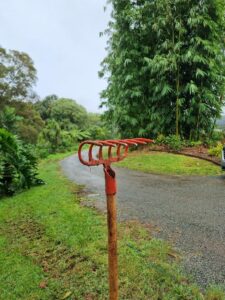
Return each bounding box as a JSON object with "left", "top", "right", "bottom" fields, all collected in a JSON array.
[
  {"left": 104, "top": 165, "right": 118, "bottom": 299},
  {"left": 107, "top": 194, "right": 118, "bottom": 300}
]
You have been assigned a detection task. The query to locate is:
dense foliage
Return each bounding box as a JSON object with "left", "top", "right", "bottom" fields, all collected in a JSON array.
[
  {"left": 0, "top": 47, "right": 110, "bottom": 195},
  {"left": 208, "top": 141, "right": 223, "bottom": 157},
  {"left": 35, "top": 96, "right": 109, "bottom": 156},
  {"left": 100, "top": 0, "right": 225, "bottom": 139},
  {"left": 35, "top": 96, "right": 88, "bottom": 129},
  {"left": 0, "top": 128, "right": 41, "bottom": 196}
]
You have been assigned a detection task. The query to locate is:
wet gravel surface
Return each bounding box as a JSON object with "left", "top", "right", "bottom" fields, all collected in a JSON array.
[{"left": 61, "top": 154, "right": 225, "bottom": 287}]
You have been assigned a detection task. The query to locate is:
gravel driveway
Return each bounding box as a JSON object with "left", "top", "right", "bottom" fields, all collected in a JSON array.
[{"left": 61, "top": 154, "right": 225, "bottom": 287}]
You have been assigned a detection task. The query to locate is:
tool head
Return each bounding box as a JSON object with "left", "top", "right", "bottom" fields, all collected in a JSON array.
[{"left": 78, "top": 138, "right": 154, "bottom": 167}]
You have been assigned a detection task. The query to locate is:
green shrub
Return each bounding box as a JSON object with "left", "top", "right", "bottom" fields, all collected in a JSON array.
[
  {"left": 155, "top": 134, "right": 184, "bottom": 150},
  {"left": 36, "top": 143, "right": 51, "bottom": 159},
  {"left": 37, "top": 120, "right": 91, "bottom": 156},
  {"left": 202, "top": 130, "right": 224, "bottom": 147},
  {"left": 88, "top": 125, "right": 110, "bottom": 140},
  {"left": 165, "top": 135, "right": 183, "bottom": 151},
  {"left": 155, "top": 134, "right": 166, "bottom": 145},
  {"left": 208, "top": 142, "right": 223, "bottom": 158},
  {"left": 185, "top": 140, "right": 202, "bottom": 147},
  {"left": 211, "top": 130, "right": 224, "bottom": 142},
  {"left": 0, "top": 128, "right": 43, "bottom": 197}
]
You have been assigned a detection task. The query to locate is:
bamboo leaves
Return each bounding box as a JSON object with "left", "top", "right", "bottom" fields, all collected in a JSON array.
[{"left": 100, "top": 0, "right": 225, "bottom": 139}]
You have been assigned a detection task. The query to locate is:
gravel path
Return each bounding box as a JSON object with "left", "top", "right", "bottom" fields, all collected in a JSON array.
[{"left": 61, "top": 154, "right": 225, "bottom": 287}]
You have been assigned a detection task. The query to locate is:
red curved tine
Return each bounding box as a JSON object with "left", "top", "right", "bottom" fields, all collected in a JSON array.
[
  {"left": 88, "top": 144, "right": 99, "bottom": 165},
  {"left": 89, "top": 141, "right": 115, "bottom": 165},
  {"left": 116, "top": 138, "right": 154, "bottom": 160},
  {"left": 98, "top": 141, "right": 116, "bottom": 162},
  {"left": 125, "top": 138, "right": 147, "bottom": 145},
  {"left": 106, "top": 140, "right": 128, "bottom": 147},
  {"left": 106, "top": 140, "right": 129, "bottom": 163},
  {"left": 136, "top": 138, "right": 154, "bottom": 143},
  {"left": 119, "top": 139, "right": 137, "bottom": 146},
  {"left": 116, "top": 143, "right": 128, "bottom": 162},
  {"left": 78, "top": 140, "right": 103, "bottom": 166}
]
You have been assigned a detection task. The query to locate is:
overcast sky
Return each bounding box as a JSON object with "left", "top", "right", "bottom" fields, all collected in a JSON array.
[{"left": 0, "top": 0, "right": 110, "bottom": 112}]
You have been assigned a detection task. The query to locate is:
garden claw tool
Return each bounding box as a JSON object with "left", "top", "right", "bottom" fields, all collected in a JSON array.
[{"left": 78, "top": 138, "right": 153, "bottom": 300}]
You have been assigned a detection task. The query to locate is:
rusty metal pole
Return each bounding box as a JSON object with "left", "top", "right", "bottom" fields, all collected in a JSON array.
[
  {"left": 104, "top": 165, "right": 118, "bottom": 300},
  {"left": 78, "top": 138, "right": 154, "bottom": 300}
]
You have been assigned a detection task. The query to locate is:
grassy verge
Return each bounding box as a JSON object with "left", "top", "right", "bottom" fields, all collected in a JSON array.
[
  {"left": 117, "top": 151, "right": 222, "bottom": 176},
  {"left": 0, "top": 153, "right": 224, "bottom": 299}
]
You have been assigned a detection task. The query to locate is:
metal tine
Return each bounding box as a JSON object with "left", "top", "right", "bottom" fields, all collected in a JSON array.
[
  {"left": 126, "top": 138, "right": 147, "bottom": 145},
  {"left": 117, "top": 143, "right": 125, "bottom": 158},
  {"left": 136, "top": 138, "right": 154, "bottom": 143},
  {"left": 98, "top": 145, "right": 104, "bottom": 161},
  {"left": 107, "top": 140, "right": 128, "bottom": 160},
  {"left": 88, "top": 141, "right": 104, "bottom": 163},
  {"left": 121, "top": 139, "right": 138, "bottom": 146},
  {"left": 87, "top": 140, "right": 104, "bottom": 146},
  {"left": 107, "top": 145, "right": 114, "bottom": 159},
  {"left": 107, "top": 140, "right": 128, "bottom": 147},
  {"left": 89, "top": 141, "right": 115, "bottom": 163},
  {"left": 88, "top": 144, "right": 96, "bottom": 163},
  {"left": 99, "top": 141, "right": 117, "bottom": 147},
  {"left": 98, "top": 141, "right": 117, "bottom": 162},
  {"left": 101, "top": 140, "right": 127, "bottom": 161}
]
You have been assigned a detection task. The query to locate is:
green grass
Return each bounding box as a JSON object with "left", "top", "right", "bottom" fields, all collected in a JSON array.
[
  {"left": 43, "top": 150, "right": 76, "bottom": 161},
  {"left": 0, "top": 153, "right": 224, "bottom": 299},
  {"left": 117, "top": 151, "right": 222, "bottom": 176}
]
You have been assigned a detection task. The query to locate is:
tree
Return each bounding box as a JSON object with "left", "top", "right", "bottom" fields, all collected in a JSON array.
[
  {"left": 50, "top": 98, "right": 88, "bottom": 130},
  {"left": 36, "top": 97, "right": 88, "bottom": 130},
  {"left": 12, "top": 101, "right": 44, "bottom": 144},
  {"left": 0, "top": 102, "right": 44, "bottom": 144},
  {"left": 100, "top": 0, "right": 152, "bottom": 138},
  {"left": 0, "top": 106, "right": 22, "bottom": 133},
  {"left": 34, "top": 94, "right": 58, "bottom": 120},
  {"left": 39, "top": 119, "right": 62, "bottom": 153},
  {"left": 100, "top": 0, "right": 225, "bottom": 139},
  {"left": 38, "top": 119, "right": 91, "bottom": 154},
  {"left": 36, "top": 96, "right": 93, "bottom": 154},
  {"left": 146, "top": 0, "right": 225, "bottom": 139},
  {"left": 0, "top": 47, "right": 37, "bottom": 107},
  {"left": 87, "top": 113, "right": 111, "bottom": 140}
]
